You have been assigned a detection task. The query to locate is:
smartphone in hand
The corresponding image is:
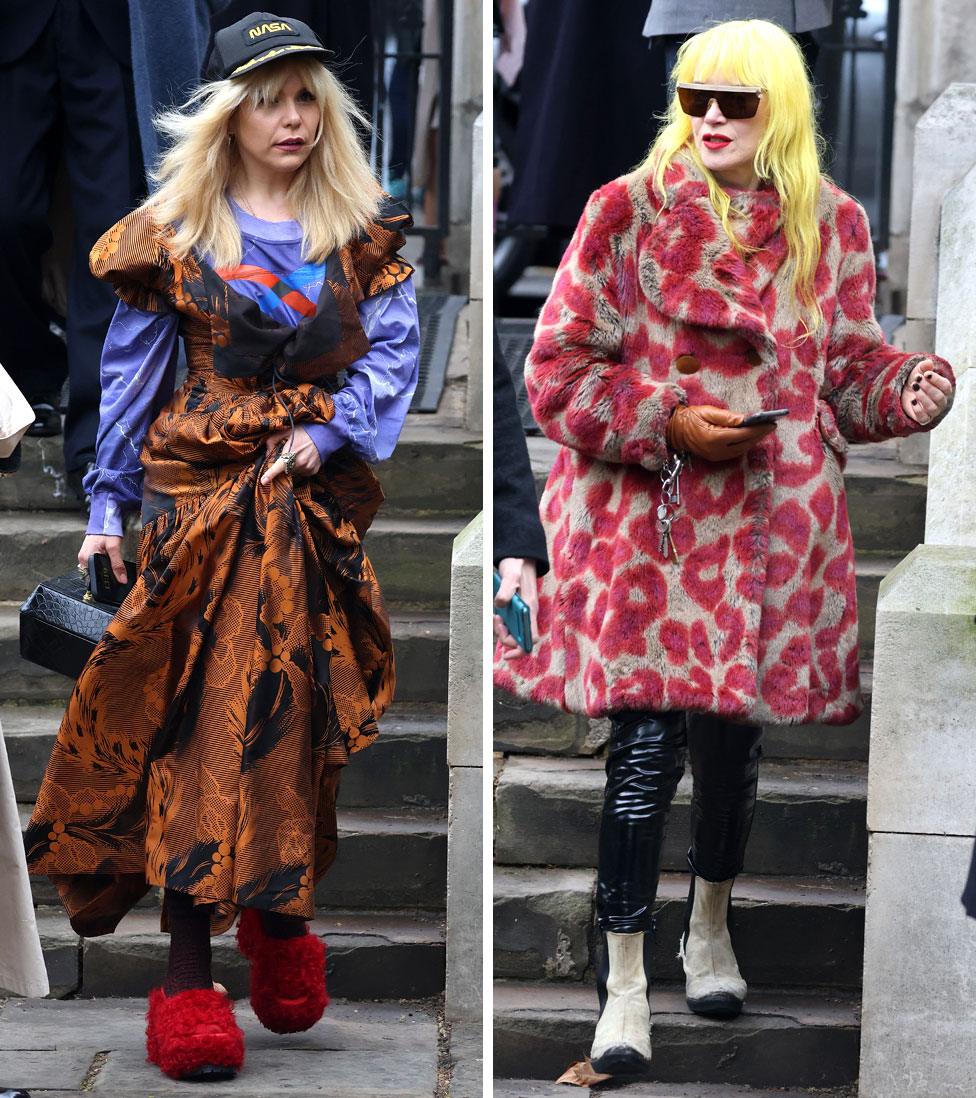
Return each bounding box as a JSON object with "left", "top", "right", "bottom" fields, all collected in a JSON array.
[
  {"left": 739, "top": 408, "right": 790, "bottom": 427},
  {"left": 88, "top": 554, "right": 137, "bottom": 606},
  {"left": 492, "top": 570, "right": 534, "bottom": 654}
]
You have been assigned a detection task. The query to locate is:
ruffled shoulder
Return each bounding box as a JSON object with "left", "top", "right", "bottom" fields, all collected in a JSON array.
[
  {"left": 348, "top": 196, "right": 415, "bottom": 298},
  {"left": 89, "top": 205, "right": 174, "bottom": 313}
]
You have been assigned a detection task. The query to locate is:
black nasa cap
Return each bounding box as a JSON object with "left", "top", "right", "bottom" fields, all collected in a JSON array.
[{"left": 203, "top": 12, "right": 333, "bottom": 82}]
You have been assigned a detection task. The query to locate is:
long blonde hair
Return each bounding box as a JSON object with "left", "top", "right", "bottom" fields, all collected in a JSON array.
[
  {"left": 148, "top": 57, "right": 382, "bottom": 267},
  {"left": 645, "top": 20, "right": 826, "bottom": 328}
]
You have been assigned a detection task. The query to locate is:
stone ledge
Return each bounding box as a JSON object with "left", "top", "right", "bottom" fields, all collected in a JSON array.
[
  {"left": 494, "top": 980, "right": 860, "bottom": 1088},
  {"left": 494, "top": 757, "right": 867, "bottom": 877},
  {"left": 494, "top": 867, "right": 865, "bottom": 989}
]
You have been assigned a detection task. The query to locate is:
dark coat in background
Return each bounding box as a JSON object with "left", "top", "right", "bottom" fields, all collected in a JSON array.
[
  {"left": 0, "top": 0, "right": 145, "bottom": 475},
  {"left": 493, "top": 328, "right": 549, "bottom": 574},
  {"left": 128, "top": 0, "right": 228, "bottom": 177},
  {"left": 506, "top": 0, "right": 668, "bottom": 232}
]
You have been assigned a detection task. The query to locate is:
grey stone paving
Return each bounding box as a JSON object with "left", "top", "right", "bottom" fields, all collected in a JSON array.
[
  {"left": 0, "top": 997, "right": 447, "bottom": 1096},
  {"left": 493, "top": 1083, "right": 856, "bottom": 1096},
  {"left": 444, "top": 1022, "right": 481, "bottom": 1097}
]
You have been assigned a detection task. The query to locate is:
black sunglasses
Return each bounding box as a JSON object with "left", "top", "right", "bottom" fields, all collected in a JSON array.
[{"left": 676, "top": 82, "right": 764, "bottom": 120}]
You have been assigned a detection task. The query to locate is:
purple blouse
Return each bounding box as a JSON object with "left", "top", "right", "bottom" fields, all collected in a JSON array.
[{"left": 85, "top": 202, "right": 420, "bottom": 537}]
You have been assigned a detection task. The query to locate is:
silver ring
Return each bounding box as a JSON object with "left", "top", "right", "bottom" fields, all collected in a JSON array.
[{"left": 282, "top": 451, "right": 297, "bottom": 475}]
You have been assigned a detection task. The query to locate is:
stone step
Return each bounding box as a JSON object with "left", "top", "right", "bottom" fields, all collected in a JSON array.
[
  {"left": 0, "top": 420, "right": 483, "bottom": 517},
  {"left": 0, "top": 997, "right": 441, "bottom": 1097},
  {"left": 493, "top": 981, "right": 859, "bottom": 1088},
  {"left": 855, "top": 552, "right": 901, "bottom": 660},
  {"left": 33, "top": 907, "right": 444, "bottom": 1001},
  {"left": 494, "top": 663, "right": 873, "bottom": 764},
  {"left": 494, "top": 1081, "right": 855, "bottom": 1097},
  {"left": 0, "top": 605, "right": 449, "bottom": 704},
  {"left": 494, "top": 757, "right": 867, "bottom": 878},
  {"left": 528, "top": 435, "right": 927, "bottom": 553},
  {"left": 1, "top": 701, "right": 447, "bottom": 811},
  {"left": 0, "top": 510, "right": 465, "bottom": 608},
  {"left": 24, "top": 805, "right": 447, "bottom": 912},
  {"left": 494, "top": 868, "right": 864, "bottom": 990},
  {"left": 494, "top": 1079, "right": 855, "bottom": 1096}
]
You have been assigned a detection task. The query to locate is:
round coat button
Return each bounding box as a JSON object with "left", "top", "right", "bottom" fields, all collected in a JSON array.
[{"left": 675, "top": 354, "right": 700, "bottom": 374}]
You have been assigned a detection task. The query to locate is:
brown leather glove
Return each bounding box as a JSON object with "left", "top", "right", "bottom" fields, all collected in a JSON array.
[{"left": 666, "top": 404, "right": 777, "bottom": 462}]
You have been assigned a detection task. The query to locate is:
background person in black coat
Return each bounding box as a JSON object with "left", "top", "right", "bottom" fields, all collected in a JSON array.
[
  {"left": 493, "top": 327, "right": 549, "bottom": 654},
  {"left": 0, "top": 0, "right": 144, "bottom": 500},
  {"left": 505, "top": 0, "right": 667, "bottom": 234}
]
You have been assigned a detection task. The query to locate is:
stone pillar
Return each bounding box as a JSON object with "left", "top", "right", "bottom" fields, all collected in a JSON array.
[
  {"left": 859, "top": 133, "right": 976, "bottom": 1098},
  {"left": 892, "top": 82, "right": 976, "bottom": 464},
  {"left": 888, "top": 2, "right": 976, "bottom": 297},
  {"left": 465, "top": 112, "right": 484, "bottom": 434},
  {"left": 445, "top": 512, "right": 483, "bottom": 1022},
  {"left": 446, "top": 0, "right": 482, "bottom": 290},
  {"left": 925, "top": 163, "right": 976, "bottom": 544}
]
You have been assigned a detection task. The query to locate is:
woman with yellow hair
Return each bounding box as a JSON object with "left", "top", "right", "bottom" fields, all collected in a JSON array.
[
  {"left": 494, "top": 18, "right": 954, "bottom": 1077},
  {"left": 25, "top": 12, "right": 418, "bottom": 1083}
]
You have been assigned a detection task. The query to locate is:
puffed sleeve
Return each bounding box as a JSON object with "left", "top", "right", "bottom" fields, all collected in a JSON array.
[
  {"left": 350, "top": 197, "right": 416, "bottom": 299},
  {"left": 84, "top": 301, "right": 179, "bottom": 537},
  {"left": 89, "top": 205, "right": 173, "bottom": 314},
  {"left": 304, "top": 275, "right": 420, "bottom": 464}
]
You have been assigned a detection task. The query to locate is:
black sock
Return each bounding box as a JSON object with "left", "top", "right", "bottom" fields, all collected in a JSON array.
[
  {"left": 259, "top": 909, "right": 307, "bottom": 939},
  {"left": 164, "top": 889, "right": 214, "bottom": 995}
]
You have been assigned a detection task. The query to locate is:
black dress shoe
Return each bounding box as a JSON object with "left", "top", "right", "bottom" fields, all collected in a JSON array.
[
  {"left": 66, "top": 461, "right": 95, "bottom": 515},
  {"left": 0, "top": 1088, "right": 32, "bottom": 1097},
  {"left": 26, "top": 402, "right": 61, "bottom": 437}
]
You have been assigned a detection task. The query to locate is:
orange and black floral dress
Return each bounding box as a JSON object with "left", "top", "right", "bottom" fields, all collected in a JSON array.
[{"left": 25, "top": 201, "right": 413, "bottom": 936}]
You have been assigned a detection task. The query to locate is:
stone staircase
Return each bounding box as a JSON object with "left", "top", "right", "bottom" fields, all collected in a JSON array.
[
  {"left": 0, "top": 415, "right": 480, "bottom": 1028},
  {"left": 493, "top": 434, "right": 924, "bottom": 1094}
]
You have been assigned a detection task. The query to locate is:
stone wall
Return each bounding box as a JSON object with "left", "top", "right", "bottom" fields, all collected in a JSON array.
[
  {"left": 445, "top": 512, "right": 484, "bottom": 1022},
  {"left": 887, "top": 0, "right": 976, "bottom": 298},
  {"left": 859, "top": 104, "right": 976, "bottom": 1098},
  {"left": 891, "top": 82, "right": 976, "bottom": 463},
  {"left": 466, "top": 113, "right": 484, "bottom": 434},
  {"left": 446, "top": 0, "right": 482, "bottom": 291}
]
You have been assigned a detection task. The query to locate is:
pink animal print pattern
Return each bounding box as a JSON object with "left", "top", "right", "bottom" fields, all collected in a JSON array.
[{"left": 494, "top": 154, "right": 954, "bottom": 726}]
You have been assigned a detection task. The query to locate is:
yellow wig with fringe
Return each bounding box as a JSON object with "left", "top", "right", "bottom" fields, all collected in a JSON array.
[{"left": 645, "top": 20, "right": 827, "bottom": 330}]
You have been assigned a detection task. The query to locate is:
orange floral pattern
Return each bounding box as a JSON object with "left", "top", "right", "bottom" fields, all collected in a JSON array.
[{"left": 25, "top": 204, "right": 409, "bottom": 936}]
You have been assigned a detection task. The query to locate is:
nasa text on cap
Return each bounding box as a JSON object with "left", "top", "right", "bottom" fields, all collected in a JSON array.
[{"left": 204, "top": 12, "right": 332, "bottom": 82}]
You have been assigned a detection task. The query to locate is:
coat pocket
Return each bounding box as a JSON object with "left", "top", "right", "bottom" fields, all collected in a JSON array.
[{"left": 816, "top": 399, "right": 849, "bottom": 467}]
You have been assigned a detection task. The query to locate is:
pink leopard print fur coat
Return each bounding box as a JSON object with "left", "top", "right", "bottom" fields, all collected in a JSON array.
[{"left": 494, "top": 155, "right": 955, "bottom": 726}]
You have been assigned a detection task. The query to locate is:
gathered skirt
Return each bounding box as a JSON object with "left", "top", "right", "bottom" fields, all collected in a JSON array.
[{"left": 25, "top": 370, "right": 394, "bottom": 936}]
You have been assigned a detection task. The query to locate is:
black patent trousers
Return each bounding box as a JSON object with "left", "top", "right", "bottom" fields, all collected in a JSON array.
[{"left": 595, "top": 710, "right": 763, "bottom": 934}]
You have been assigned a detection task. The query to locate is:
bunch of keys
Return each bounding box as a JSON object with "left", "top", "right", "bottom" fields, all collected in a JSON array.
[{"left": 657, "top": 453, "right": 686, "bottom": 563}]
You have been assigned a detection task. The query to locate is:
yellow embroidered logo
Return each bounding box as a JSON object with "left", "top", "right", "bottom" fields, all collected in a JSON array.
[{"left": 247, "top": 21, "right": 293, "bottom": 40}]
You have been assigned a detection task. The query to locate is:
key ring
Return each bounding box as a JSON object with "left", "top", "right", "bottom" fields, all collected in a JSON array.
[{"left": 657, "top": 452, "right": 686, "bottom": 564}]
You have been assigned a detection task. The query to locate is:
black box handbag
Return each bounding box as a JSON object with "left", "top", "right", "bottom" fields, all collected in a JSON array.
[{"left": 19, "top": 572, "right": 121, "bottom": 680}]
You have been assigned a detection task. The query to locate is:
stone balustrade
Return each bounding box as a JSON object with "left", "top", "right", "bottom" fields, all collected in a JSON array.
[{"left": 859, "top": 85, "right": 976, "bottom": 1098}]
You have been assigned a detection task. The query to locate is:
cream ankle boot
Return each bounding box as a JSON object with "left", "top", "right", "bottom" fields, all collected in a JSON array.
[
  {"left": 589, "top": 931, "right": 652, "bottom": 1075},
  {"left": 679, "top": 876, "right": 746, "bottom": 1018}
]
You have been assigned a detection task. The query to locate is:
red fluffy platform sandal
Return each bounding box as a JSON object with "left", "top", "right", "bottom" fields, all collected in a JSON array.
[
  {"left": 146, "top": 986, "right": 245, "bottom": 1082},
  {"left": 236, "top": 908, "right": 329, "bottom": 1034}
]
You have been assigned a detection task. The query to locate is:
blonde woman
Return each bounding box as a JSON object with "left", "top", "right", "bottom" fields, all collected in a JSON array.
[
  {"left": 25, "top": 13, "right": 419, "bottom": 1083},
  {"left": 494, "top": 19, "right": 954, "bottom": 1078}
]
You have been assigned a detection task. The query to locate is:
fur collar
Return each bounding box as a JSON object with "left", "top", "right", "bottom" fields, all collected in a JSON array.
[{"left": 637, "top": 153, "right": 788, "bottom": 357}]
